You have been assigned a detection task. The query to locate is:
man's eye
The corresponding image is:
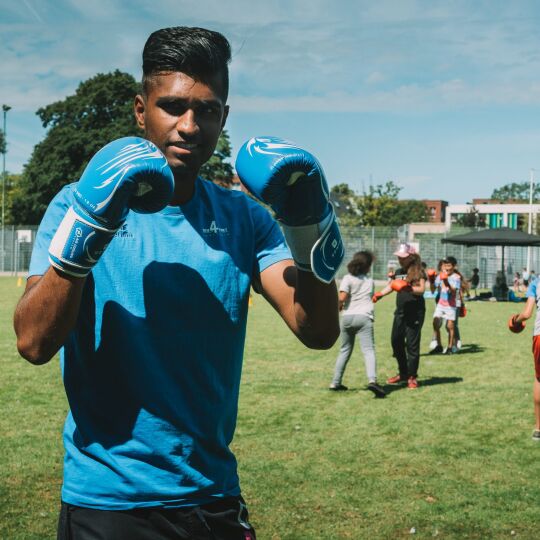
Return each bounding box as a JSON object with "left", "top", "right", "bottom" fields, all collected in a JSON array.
[
  {"left": 200, "top": 106, "right": 220, "bottom": 117},
  {"left": 161, "top": 103, "right": 184, "bottom": 115}
]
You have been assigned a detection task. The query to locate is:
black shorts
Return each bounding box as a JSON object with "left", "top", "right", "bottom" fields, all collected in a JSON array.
[{"left": 57, "top": 497, "right": 256, "bottom": 540}]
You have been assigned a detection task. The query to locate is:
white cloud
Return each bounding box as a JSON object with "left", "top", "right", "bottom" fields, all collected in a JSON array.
[{"left": 3, "top": 0, "right": 540, "bottom": 112}]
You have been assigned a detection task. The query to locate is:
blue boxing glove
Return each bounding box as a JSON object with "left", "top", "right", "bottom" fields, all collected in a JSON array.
[
  {"left": 235, "top": 136, "right": 344, "bottom": 283},
  {"left": 49, "top": 137, "right": 174, "bottom": 277}
]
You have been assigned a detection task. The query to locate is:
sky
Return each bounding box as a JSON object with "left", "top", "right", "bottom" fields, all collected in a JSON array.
[{"left": 2, "top": 0, "right": 540, "bottom": 203}]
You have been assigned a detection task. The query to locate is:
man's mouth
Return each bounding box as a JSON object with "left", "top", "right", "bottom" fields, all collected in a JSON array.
[{"left": 169, "top": 142, "right": 199, "bottom": 151}]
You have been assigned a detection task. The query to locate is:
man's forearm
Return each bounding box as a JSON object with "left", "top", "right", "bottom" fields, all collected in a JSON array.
[
  {"left": 14, "top": 268, "right": 86, "bottom": 364},
  {"left": 294, "top": 269, "right": 339, "bottom": 349}
]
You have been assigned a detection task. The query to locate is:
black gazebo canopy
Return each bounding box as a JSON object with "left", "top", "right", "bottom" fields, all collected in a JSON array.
[{"left": 441, "top": 227, "right": 540, "bottom": 274}]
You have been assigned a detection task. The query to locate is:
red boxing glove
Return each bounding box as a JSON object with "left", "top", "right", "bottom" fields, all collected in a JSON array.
[
  {"left": 459, "top": 305, "right": 467, "bottom": 317},
  {"left": 508, "top": 314, "right": 525, "bottom": 334},
  {"left": 427, "top": 268, "right": 437, "bottom": 282},
  {"left": 439, "top": 271, "right": 449, "bottom": 281},
  {"left": 390, "top": 279, "right": 411, "bottom": 293},
  {"left": 372, "top": 292, "right": 384, "bottom": 303}
]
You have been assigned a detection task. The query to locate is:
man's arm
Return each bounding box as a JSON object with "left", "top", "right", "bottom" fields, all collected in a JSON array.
[
  {"left": 14, "top": 270, "right": 86, "bottom": 365},
  {"left": 256, "top": 260, "right": 339, "bottom": 350},
  {"left": 14, "top": 138, "right": 174, "bottom": 365}
]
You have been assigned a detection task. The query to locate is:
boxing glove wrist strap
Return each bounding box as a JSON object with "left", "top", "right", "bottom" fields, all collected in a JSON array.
[
  {"left": 48, "top": 206, "right": 120, "bottom": 278},
  {"left": 281, "top": 207, "right": 344, "bottom": 284}
]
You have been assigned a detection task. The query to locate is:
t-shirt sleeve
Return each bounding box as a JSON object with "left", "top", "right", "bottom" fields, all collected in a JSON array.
[
  {"left": 248, "top": 198, "right": 291, "bottom": 275},
  {"left": 526, "top": 278, "right": 538, "bottom": 298},
  {"left": 28, "top": 185, "right": 74, "bottom": 278},
  {"left": 339, "top": 274, "right": 352, "bottom": 294}
]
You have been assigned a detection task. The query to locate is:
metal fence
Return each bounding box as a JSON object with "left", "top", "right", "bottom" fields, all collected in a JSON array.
[
  {"left": 2, "top": 224, "right": 540, "bottom": 288},
  {"left": 0, "top": 225, "right": 37, "bottom": 275},
  {"left": 338, "top": 225, "right": 540, "bottom": 288}
]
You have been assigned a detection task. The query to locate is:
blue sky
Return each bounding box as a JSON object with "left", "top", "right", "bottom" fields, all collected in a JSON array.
[{"left": 2, "top": 0, "right": 540, "bottom": 203}]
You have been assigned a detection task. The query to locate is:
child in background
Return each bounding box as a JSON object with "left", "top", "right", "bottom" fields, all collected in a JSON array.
[
  {"left": 430, "top": 256, "right": 461, "bottom": 354},
  {"left": 428, "top": 260, "right": 443, "bottom": 352},
  {"left": 508, "top": 277, "right": 540, "bottom": 442},
  {"left": 373, "top": 243, "right": 426, "bottom": 389},
  {"left": 514, "top": 272, "right": 522, "bottom": 294},
  {"left": 453, "top": 265, "right": 469, "bottom": 350},
  {"left": 467, "top": 267, "right": 480, "bottom": 299},
  {"left": 330, "top": 251, "right": 386, "bottom": 398}
]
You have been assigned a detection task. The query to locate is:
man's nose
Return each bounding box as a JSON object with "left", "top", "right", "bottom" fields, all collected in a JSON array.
[{"left": 176, "top": 109, "right": 199, "bottom": 136}]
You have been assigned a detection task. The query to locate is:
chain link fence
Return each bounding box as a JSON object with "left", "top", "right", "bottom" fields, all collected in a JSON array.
[
  {"left": 2, "top": 224, "right": 540, "bottom": 288},
  {"left": 0, "top": 225, "right": 37, "bottom": 275},
  {"left": 338, "top": 225, "right": 540, "bottom": 288}
]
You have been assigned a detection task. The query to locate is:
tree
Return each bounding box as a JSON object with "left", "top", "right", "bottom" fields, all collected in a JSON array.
[
  {"left": 11, "top": 70, "right": 140, "bottom": 224},
  {"left": 491, "top": 181, "right": 540, "bottom": 201},
  {"left": 4, "top": 172, "right": 22, "bottom": 224},
  {"left": 330, "top": 183, "right": 361, "bottom": 226},
  {"left": 455, "top": 205, "right": 486, "bottom": 228},
  {"left": 11, "top": 70, "right": 234, "bottom": 224},
  {"left": 200, "top": 129, "right": 233, "bottom": 187},
  {"left": 330, "top": 181, "right": 429, "bottom": 227},
  {"left": 357, "top": 181, "right": 429, "bottom": 227}
]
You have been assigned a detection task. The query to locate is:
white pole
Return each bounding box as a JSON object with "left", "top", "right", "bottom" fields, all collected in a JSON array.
[
  {"left": 527, "top": 168, "right": 535, "bottom": 272},
  {"left": 2, "top": 106, "right": 9, "bottom": 273}
]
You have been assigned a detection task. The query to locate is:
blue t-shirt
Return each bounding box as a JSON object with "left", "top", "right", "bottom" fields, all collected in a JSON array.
[{"left": 29, "top": 178, "right": 291, "bottom": 510}]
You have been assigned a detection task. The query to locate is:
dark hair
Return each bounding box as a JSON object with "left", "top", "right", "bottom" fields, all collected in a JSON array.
[
  {"left": 347, "top": 250, "right": 373, "bottom": 276},
  {"left": 403, "top": 253, "right": 424, "bottom": 284},
  {"left": 142, "top": 27, "right": 231, "bottom": 100},
  {"left": 473, "top": 267, "right": 479, "bottom": 273},
  {"left": 443, "top": 256, "right": 457, "bottom": 266}
]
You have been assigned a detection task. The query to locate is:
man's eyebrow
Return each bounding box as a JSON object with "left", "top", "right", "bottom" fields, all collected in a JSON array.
[{"left": 155, "top": 96, "right": 223, "bottom": 108}]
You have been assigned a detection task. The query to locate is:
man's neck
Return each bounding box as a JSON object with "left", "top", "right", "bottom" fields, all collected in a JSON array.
[{"left": 170, "top": 172, "right": 198, "bottom": 205}]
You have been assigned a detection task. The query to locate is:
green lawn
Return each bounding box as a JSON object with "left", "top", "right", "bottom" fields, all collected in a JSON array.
[{"left": 1, "top": 276, "right": 539, "bottom": 539}]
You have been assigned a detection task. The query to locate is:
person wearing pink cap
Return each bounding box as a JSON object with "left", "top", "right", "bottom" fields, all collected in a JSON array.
[{"left": 372, "top": 243, "right": 426, "bottom": 389}]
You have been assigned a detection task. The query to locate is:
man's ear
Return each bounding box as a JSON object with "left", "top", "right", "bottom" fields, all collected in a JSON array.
[{"left": 134, "top": 95, "right": 146, "bottom": 130}]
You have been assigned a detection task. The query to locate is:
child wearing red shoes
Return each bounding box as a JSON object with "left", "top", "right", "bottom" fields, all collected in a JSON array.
[{"left": 372, "top": 243, "right": 426, "bottom": 389}]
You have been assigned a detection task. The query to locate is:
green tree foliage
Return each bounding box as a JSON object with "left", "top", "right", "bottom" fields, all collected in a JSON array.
[
  {"left": 491, "top": 181, "right": 540, "bottom": 201},
  {"left": 331, "top": 181, "right": 429, "bottom": 227},
  {"left": 454, "top": 205, "right": 486, "bottom": 228},
  {"left": 11, "top": 70, "right": 235, "bottom": 224},
  {"left": 4, "top": 173, "right": 22, "bottom": 224},
  {"left": 200, "top": 129, "right": 233, "bottom": 187},
  {"left": 330, "top": 183, "right": 361, "bottom": 226},
  {"left": 11, "top": 70, "right": 141, "bottom": 224}
]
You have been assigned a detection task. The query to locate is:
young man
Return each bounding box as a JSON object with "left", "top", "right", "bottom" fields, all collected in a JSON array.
[
  {"left": 508, "top": 278, "right": 540, "bottom": 442},
  {"left": 430, "top": 256, "right": 461, "bottom": 354},
  {"left": 14, "top": 27, "right": 342, "bottom": 540}
]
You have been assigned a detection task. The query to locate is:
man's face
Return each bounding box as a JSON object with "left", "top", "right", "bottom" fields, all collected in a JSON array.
[{"left": 134, "top": 71, "right": 229, "bottom": 179}]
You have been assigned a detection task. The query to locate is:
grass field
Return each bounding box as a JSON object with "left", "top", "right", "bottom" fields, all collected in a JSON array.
[{"left": 1, "top": 276, "right": 539, "bottom": 539}]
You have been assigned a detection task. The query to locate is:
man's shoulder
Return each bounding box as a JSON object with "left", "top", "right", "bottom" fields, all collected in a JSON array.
[{"left": 200, "top": 178, "right": 272, "bottom": 217}]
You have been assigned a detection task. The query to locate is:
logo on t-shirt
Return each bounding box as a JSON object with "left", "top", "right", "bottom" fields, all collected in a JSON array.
[
  {"left": 114, "top": 224, "right": 134, "bottom": 238},
  {"left": 203, "top": 220, "right": 229, "bottom": 235}
]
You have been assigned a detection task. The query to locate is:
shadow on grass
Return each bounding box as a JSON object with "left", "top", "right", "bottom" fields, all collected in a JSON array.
[
  {"left": 457, "top": 343, "right": 486, "bottom": 354},
  {"left": 420, "top": 343, "right": 486, "bottom": 356},
  {"left": 380, "top": 376, "right": 464, "bottom": 395},
  {"left": 327, "top": 376, "right": 464, "bottom": 397}
]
